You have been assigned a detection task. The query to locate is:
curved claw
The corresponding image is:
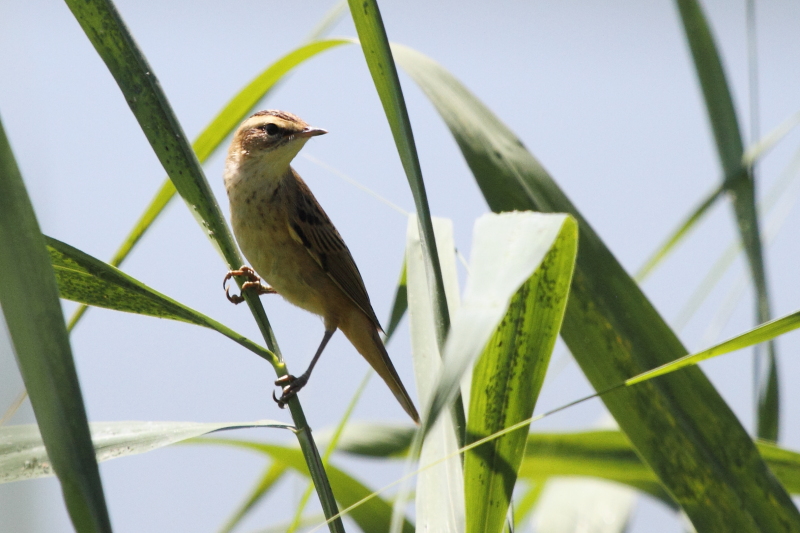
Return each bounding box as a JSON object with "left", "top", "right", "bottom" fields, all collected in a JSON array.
[
  {"left": 223, "top": 266, "right": 276, "bottom": 304},
  {"left": 272, "top": 389, "right": 288, "bottom": 409}
]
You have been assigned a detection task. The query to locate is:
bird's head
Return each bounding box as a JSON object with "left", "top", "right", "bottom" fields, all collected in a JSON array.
[{"left": 226, "top": 110, "right": 327, "bottom": 182}]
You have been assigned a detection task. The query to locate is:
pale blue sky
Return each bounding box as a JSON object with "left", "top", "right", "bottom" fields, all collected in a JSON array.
[{"left": 2, "top": 1, "right": 800, "bottom": 531}]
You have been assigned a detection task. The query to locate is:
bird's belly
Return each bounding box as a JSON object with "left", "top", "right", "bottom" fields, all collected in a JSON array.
[{"left": 232, "top": 203, "right": 335, "bottom": 320}]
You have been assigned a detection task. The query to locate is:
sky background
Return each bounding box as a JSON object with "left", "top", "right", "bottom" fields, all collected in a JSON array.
[{"left": 2, "top": 1, "right": 800, "bottom": 531}]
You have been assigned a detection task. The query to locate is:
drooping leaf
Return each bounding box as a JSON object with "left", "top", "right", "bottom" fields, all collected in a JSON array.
[{"left": 47, "top": 236, "right": 276, "bottom": 365}]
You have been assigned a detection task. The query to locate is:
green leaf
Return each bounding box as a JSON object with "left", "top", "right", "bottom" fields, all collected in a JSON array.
[
  {"left": 0, "top": 117, "right": 112, "bottom": 532},
  {"left": 47, "top": 236, "right": 277, "bottom": 365},
  {"left": 0, "top": 420, "right": 289, "bottom": 484},
  {"left": 193, "top": 438, "right": 414, "bottom": 533},
  {"left": 463, "top": 213, "right": 577, "bottom": 533},
  {"left": 391, "top": 43, "right": 800, "bottom": 531},
  {"left": 676, "top": 0, "right": 777, "bottom": 440},
  {"left": 405, "top": 216, "right": 464, "bottom": 533},
  {"left": 626, "top": 309, "right": 800, "bottom": 386},
  {"left": 422, "top": 214, "right": 574, "bottom": 438},
  {"left": 348, "top": 1, "right": 452, "bottom": 359}
]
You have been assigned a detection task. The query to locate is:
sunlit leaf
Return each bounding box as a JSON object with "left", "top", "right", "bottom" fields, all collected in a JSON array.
[
  {"left": 463, "top": 213, "right": 577, "bottom": 533},
  {"left": 392, "top": 43, "right": 800, "bottom": 531}
]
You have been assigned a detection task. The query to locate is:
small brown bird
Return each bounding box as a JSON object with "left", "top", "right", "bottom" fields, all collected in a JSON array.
[{"left": 223, "top": 110, "right": 419, "bottom": 423}]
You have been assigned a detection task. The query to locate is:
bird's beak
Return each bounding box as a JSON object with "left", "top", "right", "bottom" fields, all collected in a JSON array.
[{"left": 300, "top": 127, "right": 328, "bottom": 138}]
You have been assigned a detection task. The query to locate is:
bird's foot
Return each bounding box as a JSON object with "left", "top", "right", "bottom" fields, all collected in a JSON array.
[
  {"left": 223, "top": 266, "right": 277, "bottom": 304},
  {"left": 272, "top": 374, "right": 309, "bottom": 408}
]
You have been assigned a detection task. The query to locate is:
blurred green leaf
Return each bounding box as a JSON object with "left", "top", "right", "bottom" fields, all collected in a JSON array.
[
  {"left": 676, "top": 0, "right": 777, "bottom": 440},
  {"left": 316, "top": 422, "right": 414, "bottom": 458},
  {"left": 0, "top": 117, "right": 112, "bottom": 532},
  {"left": 47, "top": 236, "right": 276, "bottom": 364},
  {"left": 0, "top": 420, "right": 289, "bottom": 485},
  {"left": 194, "top": 438, "right": 414, "bottom": 533},
  {"left": 463, "top": 213, "right": 577, "bottom": 533},
  {"left": 392, "top": 43, "right": 800, "bottom": 531},
  {"left": 520, "top": 431, "right": 671, "bottom": 506}
]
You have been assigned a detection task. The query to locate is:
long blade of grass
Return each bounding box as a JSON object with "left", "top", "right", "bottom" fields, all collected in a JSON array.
[
  {"left": 627, "top": 308, "right": 800, "bottom": 386},
  {"left": 675, "top": 0, "right": 777, "bottom": 440},
  {"left": 405, "top": 216, "right": 464, "bottom": 533},
  {"left": 47, "top": 236, "right": 276, "bottom": 364},
  {"left": 193, "top": 439, "right": 414, "bottom": 533},
  {"left": 463, "top": 213, "right": 577, "bottom": 533},
  {"left": 0, "top": 117, "right": 112, "bottom": 532},
  {"left": 634, "top": 183, "right": 724, "bottom": 281},
  {"left": 63, "top": 2, "right": 343, "bottom": 528},
  {"left": 347, "top": 1, "right": 451, "bottom": 364},
  {"left": 0, "top": 420, "right": 289, "bottom": 484},
  {"left": 392, "top": 43, "right": 800, "bottom": 531}
]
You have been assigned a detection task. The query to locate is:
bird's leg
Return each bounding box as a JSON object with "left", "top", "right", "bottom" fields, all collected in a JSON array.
[
  {"left": 223, "top": 265, "right": 277, "bottom": 304},
  {"left": 273, "top": 329, "right": 336, "bottom": 408}
]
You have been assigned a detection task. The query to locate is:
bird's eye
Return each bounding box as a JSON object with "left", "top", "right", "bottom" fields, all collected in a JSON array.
[{"left": 264, "top": 123, "right": 279, "bottom": 136}]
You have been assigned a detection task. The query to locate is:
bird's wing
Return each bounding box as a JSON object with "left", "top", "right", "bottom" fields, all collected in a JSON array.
[{"left": 286, "top": 170, "right": 383, "bottom": 330}]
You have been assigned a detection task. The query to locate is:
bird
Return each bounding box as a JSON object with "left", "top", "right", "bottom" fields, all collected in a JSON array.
[{"left": 222, "top": 110, "right": 420, "bottom": 423}]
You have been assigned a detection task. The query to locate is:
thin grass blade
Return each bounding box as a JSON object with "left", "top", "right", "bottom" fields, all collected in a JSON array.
[
  {"left": 347, "top": 1, "right": 451, "bottom": 359},
  {"left": 47, "top": 236, "right": 276, "bottom": 364},
  {"left": 634, "top": 183, "right": 724, "bottom": 281},
  {"left": 626, "top": 309, "right": 800, "bottom": 386}
]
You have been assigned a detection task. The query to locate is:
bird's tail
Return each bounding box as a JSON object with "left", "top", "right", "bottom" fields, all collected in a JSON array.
[{"left": 340, "top": 312, "right": 420, "bottom": 423}]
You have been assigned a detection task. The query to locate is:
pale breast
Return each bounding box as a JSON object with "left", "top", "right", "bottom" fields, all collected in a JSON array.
[{"left": 229, "top": 178, "right": 338, "bottom": 320}]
